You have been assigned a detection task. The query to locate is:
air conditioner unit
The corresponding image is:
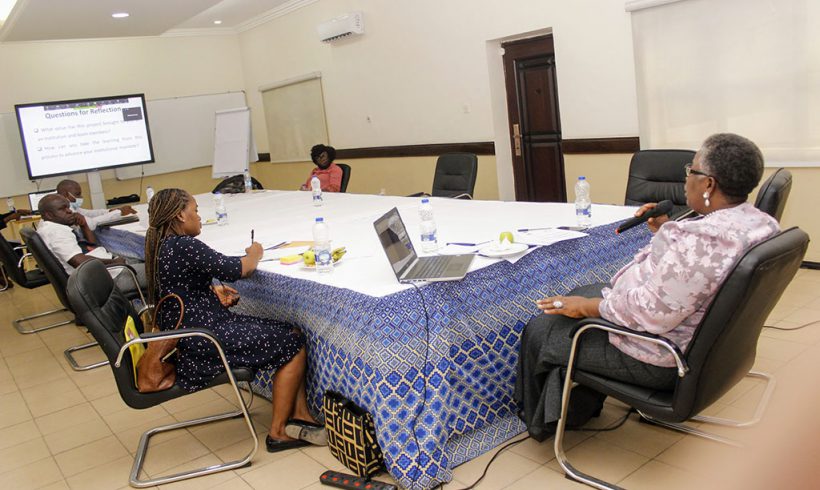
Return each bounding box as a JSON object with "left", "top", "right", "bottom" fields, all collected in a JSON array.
[{"left": 317, "top": 11, "right": 364, "bottom": 43}]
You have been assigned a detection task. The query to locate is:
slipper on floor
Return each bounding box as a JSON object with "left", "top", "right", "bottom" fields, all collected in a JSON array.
[
  {"left": 287, "top": 418, "right": 324, "bottom": 428},
  {"left": 265, "top": 435, "right": 310, "bottom": 453}
]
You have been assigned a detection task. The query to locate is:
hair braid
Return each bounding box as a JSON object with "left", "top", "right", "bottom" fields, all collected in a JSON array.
[{"left": 144, "top": 189, "right": 191, "bottom": 312}]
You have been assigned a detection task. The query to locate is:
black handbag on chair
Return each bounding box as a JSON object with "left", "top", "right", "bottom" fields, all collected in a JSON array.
[{"left": 323, "top": 391, "right": 384, "bottom": 478}]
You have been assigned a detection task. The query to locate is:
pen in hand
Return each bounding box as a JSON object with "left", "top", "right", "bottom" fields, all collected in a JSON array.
[{"left": 251, "top": 229, "right": 254, "bottom": 244}]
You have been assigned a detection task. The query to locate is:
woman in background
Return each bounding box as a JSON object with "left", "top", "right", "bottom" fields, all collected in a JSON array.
[
  {"left": 145, "top": 188, "right": 325, "bottom": 452},
  {"left": 300, "top": 144, "right": 343, "bottom": 192}
]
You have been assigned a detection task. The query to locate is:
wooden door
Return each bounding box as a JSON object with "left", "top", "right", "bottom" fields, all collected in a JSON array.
[{"left": 503, "top": 35, "right": 566, "bottom": 202}]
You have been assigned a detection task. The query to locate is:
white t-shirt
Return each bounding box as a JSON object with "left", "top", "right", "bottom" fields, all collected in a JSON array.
[
  {"left": 36, "top": 220, "right": 113, "bottom": 274},
  {"left": 77, "top": 207, "right": 122, "bottom": 230}
]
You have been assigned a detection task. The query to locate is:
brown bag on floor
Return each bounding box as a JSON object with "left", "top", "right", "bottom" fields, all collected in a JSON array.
[{"left": 136, "top": 293, "right": 184, "bottom": 393}]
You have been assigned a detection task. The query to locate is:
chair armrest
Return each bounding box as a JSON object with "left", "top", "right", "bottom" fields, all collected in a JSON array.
[
  {"left": 114, "top": 326, "right": 246, "bottom": 391},
  {"left": 106, "top": 264, "right": 146, "bottom": 306},
  {"left": 407, "top": 191, "right": 430, "bottom": 198},
  {"left": 451, "top": 193, "right": 473, "bottom": 200},
  {"left": 17, "top": 252, "right": 33, "bottom": 269},
  {"left": 115, "top": 327, "right": 222, "bottom": 368},
  {"left": 570, "top": 317, "right": 689, "bottom": 377}
]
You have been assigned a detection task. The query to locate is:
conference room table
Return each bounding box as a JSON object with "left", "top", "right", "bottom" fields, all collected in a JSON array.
[{"left": 96, "top": 190, "right": 651, "bottom": 489}]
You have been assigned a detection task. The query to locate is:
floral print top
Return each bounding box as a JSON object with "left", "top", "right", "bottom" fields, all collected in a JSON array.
[{"left": 599, "top": 202, "right": 780, "bottom": 367}]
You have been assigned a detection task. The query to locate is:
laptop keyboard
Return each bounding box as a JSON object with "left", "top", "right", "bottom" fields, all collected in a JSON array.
[{"left": 405, "top": 256, "right": 450, "bottom": 279}]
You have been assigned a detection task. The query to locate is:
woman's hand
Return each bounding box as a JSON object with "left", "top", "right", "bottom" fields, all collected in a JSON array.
[
  {"left": 212, "top": 284, "right": 240, "bottom": 307},
  {"left": 536, "top": 295, "right": 602, "bottom": 319},
  {"left": 634, "top": 202, "right": 670, "bottom": 233},
  {"left": 240, "top": 241, "right": 264, "bottom": 277}
]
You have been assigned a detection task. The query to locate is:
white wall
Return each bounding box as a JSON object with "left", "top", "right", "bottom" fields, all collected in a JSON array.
[{"left": 237, "top": 0, "right": 639, "bottom": 153}]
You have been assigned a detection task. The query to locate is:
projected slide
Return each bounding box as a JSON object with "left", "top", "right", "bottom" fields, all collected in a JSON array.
[{"left": 15, "top": 94, "right": 154, "bottom": 179}]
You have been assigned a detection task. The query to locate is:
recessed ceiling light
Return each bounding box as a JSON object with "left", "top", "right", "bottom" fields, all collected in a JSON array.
[
  {"left": 111, "top": 12, "right": 129, "bottom": 19},
  {"left": 213, "top": 20, "right": 223, "bottom": 25}
]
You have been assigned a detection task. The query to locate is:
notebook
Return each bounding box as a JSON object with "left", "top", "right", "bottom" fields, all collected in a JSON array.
[
  {"left": 94, "top": 215, "right": 140, "bottom": 228},
  {"left": 373, "top": 207, "right": 474, "bottom": 283}
]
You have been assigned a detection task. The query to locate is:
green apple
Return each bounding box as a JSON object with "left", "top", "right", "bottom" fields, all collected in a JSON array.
[{"left": 499, "top": 231, "right": 514, "bottom": 244}]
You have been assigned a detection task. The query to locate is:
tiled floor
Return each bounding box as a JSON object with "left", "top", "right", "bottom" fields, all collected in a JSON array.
[{"left": 1, "top": 269, "right": 819, "bottom": 489}]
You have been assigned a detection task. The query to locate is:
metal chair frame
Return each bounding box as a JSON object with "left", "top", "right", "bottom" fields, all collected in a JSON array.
[
  {"left": 10, "top": 249, "right": 73, "bottom": 334},
  {"left": 115, "top": 329, "right": 259, "bottom": 487},
  {"left": 554, "top": 322, "right": 775, "bottom": 490}
]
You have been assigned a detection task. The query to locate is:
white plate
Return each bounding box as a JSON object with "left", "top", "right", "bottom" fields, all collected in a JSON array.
[
  {"left": 478, "top": 242, "right": 530, "bottom": 258},
  {"left": 300, "top": 256, "right": 344, "bottom": 270}
]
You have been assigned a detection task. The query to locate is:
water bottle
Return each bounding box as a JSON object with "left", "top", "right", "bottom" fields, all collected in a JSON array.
[
  {"left": 312, "top": 217, "right": 333, "bottom": 273},
  {"left": 311, "top": 175, "right": 323, "bottom": 206},
  {"left": 574, "top": 176, "right": 592, "bottom": 228},
  {"left": 6, "top": 197, "right": 15, "bottom": 212},
  {"left": 214, "top": 192, "right": 228, "bottom": 226},
  {"left": 145, "top": 185, "right": 155, "bottom": 203},
  {"left": 418, "top": 198, "right": 438, "bottom": 253},
  {"left": 243, "top": 168, "right": 253, "bottom": 193}
]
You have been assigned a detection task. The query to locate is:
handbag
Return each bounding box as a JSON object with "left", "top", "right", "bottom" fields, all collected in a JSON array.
[
  {"left": 136, "top": 293, "right": 184, "bottom": 393},
  {"left": 323, "top": 391, "right": 384, "bottom": 478}
]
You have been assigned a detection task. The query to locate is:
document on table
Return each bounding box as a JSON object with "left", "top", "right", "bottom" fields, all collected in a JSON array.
[{"left": 517, "top": 228, "right": 588, "bottom": 246}]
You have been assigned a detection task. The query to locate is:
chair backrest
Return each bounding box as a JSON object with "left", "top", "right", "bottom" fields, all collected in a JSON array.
[
  {"left": 336, "top": 163, "right": 351, "bottom": 193},
  {"left": 0, "top": 233, "right": 28, "bottom": 286},
  {"left": 20, "top": 227, "right": 73, "bottom": 311},
  {"left": 211, "top": 174, "right": 264, "bottom": 194},
  {"left": 672, "top": 227, "right": 809, "bottom": 418},
  {"left": 431, "top": 153, "right": 478, "bottom": 198},
  {"left": 624, "top": 149, "right": 695, "bottom": 213},
  {"left": 754, "top": 168, "right": 792, "bottom": 222},
  {"left": 67, "top": 260, "right": 157, "bottom": 408}
]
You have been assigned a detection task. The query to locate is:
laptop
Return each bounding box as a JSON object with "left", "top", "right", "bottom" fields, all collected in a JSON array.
[
  {"left": 373, "top": 207, "right": 474, "bottom": 283},
  {"left": 28, "top": 189, "right": 56, "bottom": 213},
  {"left": 94, "top": 215, "right": 140, "bottom": 228}
]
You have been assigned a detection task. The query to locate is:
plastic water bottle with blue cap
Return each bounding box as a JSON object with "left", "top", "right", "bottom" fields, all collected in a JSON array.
[
  {"left": 419, "top": 198, "right": 438, "bottom": 252},
  {"left": 243, "top": 168, "right": 253, "bottom": 193},
  {"left": 313, "top": 217, "right": 333, "bottom": 273},
  {"left": 574, "top": 176, "right": 592, "bottom": 228},
  {"left": 214, "top": 192, "right": 228, "bottom": 226},
  {"left": 311, "top": 175, "right": 323, "bottom": 206}
]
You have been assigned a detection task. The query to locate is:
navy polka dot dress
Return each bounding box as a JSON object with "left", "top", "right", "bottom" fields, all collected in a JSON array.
[{"left": 156, "top": 235, "right": 303, "bottom": 392}]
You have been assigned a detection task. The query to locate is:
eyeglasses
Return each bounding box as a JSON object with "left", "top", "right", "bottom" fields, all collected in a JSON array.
[{"left": 684, "top": 163, "right": 711, "bottom": 178}]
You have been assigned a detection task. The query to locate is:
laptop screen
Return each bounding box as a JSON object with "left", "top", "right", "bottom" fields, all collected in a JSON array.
[
  {"left": 374, "top": 208, "right": 416, "bottom": 277},
  {"left": 28, "top": 189, "right": 56, "bottom": 212}
]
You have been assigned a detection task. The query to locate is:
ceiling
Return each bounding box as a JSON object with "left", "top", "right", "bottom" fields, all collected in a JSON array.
[{"left": 0, "top": 0, "right": 296, "bottom": 42}]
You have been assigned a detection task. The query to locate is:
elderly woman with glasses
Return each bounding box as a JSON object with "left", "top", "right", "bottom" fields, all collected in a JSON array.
[{"left": 515, "top": 133, "right": 781, "bottom": 441}]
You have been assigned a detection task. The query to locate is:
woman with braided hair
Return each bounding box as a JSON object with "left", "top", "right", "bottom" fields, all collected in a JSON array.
[{"left": 145, "top": 188, "right": 325, "bottom": 452}]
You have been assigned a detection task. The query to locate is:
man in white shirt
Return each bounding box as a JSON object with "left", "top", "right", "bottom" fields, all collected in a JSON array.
[
  {"left": 56, "top": 179, "right": 136, "bottom": 230},
  {"left": 36, "top": 194, "right": 146, "bottom": 293}
]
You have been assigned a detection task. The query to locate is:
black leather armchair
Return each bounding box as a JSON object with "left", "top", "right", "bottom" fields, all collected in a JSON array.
[
  {"left": 1, "top": 232, "right": 73, "bottom": 331},
  {"left": 20, "top": 227, "right": 144, "bottom": 371},
  {"left": 554, "top": 227, "right": 809, "bottom": 490},
  {"left": 66, "top": 259, "right": 258, "bottom": 488},
  {"left": 410, "top": 152, "right": 478, "bottom": 199},
  {"left": 754, "top": 168, "right": 792, "bottom": 222},
  {"left": 337, "top": 163, "right": 352, "bottom": 192},
  {"left": 624, "top": 149, "right": 695, "bottom": 215}
]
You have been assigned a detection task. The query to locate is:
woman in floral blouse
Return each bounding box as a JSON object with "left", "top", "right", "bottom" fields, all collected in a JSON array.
[{"left": 516, "top": 133, "right": 781, "bottom": 441}]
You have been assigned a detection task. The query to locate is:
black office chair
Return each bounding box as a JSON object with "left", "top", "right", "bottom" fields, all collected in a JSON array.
[
  {"left": 66, "top": 260, "right": 258, "bottom": 488},
  {"left": 410, "top": 153, "right": 478, "bottom": 199},
  {"left": 212, "top": 174, "right": 264, "bottom": 194},
  {"left": 553, "top": 227, "right": 809, "bottom": 490},
  {"left": 337, "top": 163, "right": 352, "bottom": 193},
  {"left": 20, "top": 227, "right": 143, "bottom": 371},
  {"left": 754, "top": 168, "right": 792, "bottom": 222},
  {"left": 0, "top": 233, "right": 73, "bottom": 331},
  {"left": 624, "top": 149, "right": 695, "bottom": 215}
]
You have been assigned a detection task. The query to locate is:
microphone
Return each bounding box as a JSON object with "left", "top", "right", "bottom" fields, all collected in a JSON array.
[{"left": 616, "top": 200, "right": 674, "bottom": 234}]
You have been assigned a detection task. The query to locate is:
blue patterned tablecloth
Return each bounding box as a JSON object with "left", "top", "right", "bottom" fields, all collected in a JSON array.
[{"left": 98, "top": 223, "right": 651, "bottom": 489}]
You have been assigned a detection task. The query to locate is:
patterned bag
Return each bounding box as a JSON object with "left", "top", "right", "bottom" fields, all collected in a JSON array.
[{"left": 323, "top": 391, "right": 384, "bottom": 478}]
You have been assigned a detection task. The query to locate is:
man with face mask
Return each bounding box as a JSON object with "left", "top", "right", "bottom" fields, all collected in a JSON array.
[
  {"left": 36, "top": 194, "right": 147, "bottom": 291},
  {"left": 56, "top": 179, "right": 136, "bottom": 230},
  {"left": 299, "top": 144, "right": 343, "bottom": 192}
]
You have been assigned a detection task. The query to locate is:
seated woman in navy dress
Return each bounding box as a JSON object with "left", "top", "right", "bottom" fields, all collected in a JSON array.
[{"left": 144, "top": 188, "right": 323, "bottom": 452}]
